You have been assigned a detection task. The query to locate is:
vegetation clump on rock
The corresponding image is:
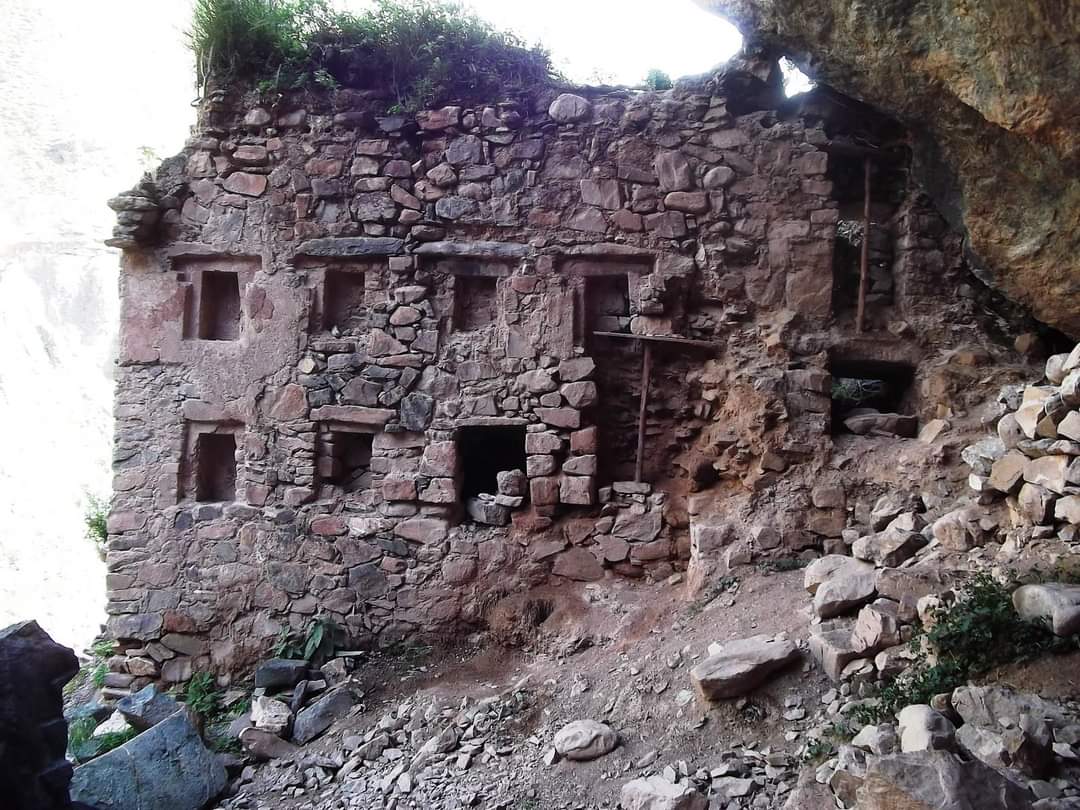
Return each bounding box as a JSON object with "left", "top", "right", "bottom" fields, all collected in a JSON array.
[{"left": 189, "top": 0, "right": 557, "bottom": 109}]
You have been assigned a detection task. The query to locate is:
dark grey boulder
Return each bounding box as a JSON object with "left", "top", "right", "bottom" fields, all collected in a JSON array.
[
  {"left": 0, "top": 620, "right": 79, "bottom": 810},
  {"left": 253, "top": 658, "right": 309, "bottom": 689},
  {"left": 70, "top": 710, "right": 226, "bottom": 810},
  {"left": 292, "top": 688, "right": 355, "bottom": 744},
  {"left": 117, "top": 684, "right": 182, "bottom": 732}
]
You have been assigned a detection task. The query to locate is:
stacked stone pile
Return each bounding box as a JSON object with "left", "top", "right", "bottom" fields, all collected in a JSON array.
[
  {"left": 966, "top": 343, "right": 1080, "bottom": 537},
  {"left": 236, "top": 657, "right": 359, "bottom": 757}
]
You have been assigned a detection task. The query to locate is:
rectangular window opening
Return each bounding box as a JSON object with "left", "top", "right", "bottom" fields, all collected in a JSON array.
[
  {"left": 323, "top": 269, "right": 367, "bottom": 333},
  {"left": 453, "top": 275, "right": 499, "bottom": 332},
  {"left": 829, "top": 358, "right": 916, "bottom": 437},
  {"left": 198, "top": 270, "right": 242, "bottom": 341},
  {"left": 195, "top": 432, "right": 237, "bottom": 502},
  {"left": 319, "top": 429, "right": 374, "bottom": 493},
  {"left": 585, "top": 274, "right": 630, "bottom": 335},
  {"left": 457, "top": 425, "right": 526, "bottom": 500}
]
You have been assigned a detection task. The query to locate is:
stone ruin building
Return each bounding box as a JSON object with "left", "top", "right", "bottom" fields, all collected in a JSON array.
[{"left": 102, "top": 49, "right": 1039, "bottom": 689}]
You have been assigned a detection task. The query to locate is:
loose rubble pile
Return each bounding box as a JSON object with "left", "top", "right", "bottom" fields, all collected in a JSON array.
[{"left": 816, "top": 686, "right": 1080, "bottom": 809}]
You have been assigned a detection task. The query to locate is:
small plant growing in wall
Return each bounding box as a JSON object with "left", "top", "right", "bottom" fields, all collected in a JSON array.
[
  {"left": 83, "top": 493, "right": 109, "bottom": 560},
  {"left": 273, "top": 615, "right": 342, "bottom": 666}
]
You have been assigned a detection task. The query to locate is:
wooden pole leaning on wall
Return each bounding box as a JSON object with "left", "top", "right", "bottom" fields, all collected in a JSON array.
[
  {"left": 855, "top": 155, "right": 872, "bottom": 333},
  {"left": 634, "top": 341, "right": 653, "bottom": 483}
]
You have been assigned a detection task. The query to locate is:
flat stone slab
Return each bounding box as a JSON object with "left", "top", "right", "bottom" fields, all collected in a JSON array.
[
  {"left": 117, "top": 684, "right": 182, "bottom": 732},
  {"left": 297, "top": 236, "right": 404, "bottom": 256},
  {"left": 412, "top": 240, "right": 529, "bottom": 259},
  {"left": 254, "top": 658, "right": 309, "bottom": 690},
  {"left": 813, "top": 559, "right": 877, "bottom": 619},
  {"left": 70, "top": 710, "right": 226, "bottom": 810},
  {"left": 620, "top": 775, "right": 708, "bottom": 810},
  {"left": 292, "top": 687, "right": 355, "bottom": 744},
  {"left": 690, "top": 635, "right": 800, "bottom": 701}
]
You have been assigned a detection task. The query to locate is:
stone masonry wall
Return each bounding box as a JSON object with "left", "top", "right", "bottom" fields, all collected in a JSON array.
[{"left": 103, "top": 52, "right": 1024, "bottom": 688}]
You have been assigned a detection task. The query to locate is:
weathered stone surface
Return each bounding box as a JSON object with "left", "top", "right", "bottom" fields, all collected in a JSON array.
[
  {"left": 548, "top": 93, "right": 591, "bottom": 123},
  {"left": 117, "top": 684, "right": 182, "bottom": 732},
  {"left": 254, "top": 658, "right": 308, "bottom": 689},
  {"left": 690, "top": 635, "right": 800, "bottom": 700},
  {"left": 552, "top": 547, "right": 604, "bottom": 581},
  {"left": 695, "top": 1, "right": 1080, "bottom": 337},
  {"left": 854, "top": 749, "right": 1032, "bottom": 809},
  {"left": 553, "top": 719, "right": 618, "bottom": 761},
  {"left": 240, "top": 727, "right": 300, "bottom": 761},
  {"left": 70, "top": 710, "right": 227, "bottom": 810},
  {"left": 813, "top": 560, "right": 876, "bottom": 618},
  {"left": 620, "top": 775, "right": 708, "bottom": 810},
  {"left": 1013, "top": 582, "right": 1080, "bottom": 636},
  {"left": 0, "top": 621, "right": 79, "bottom": 810},
  {"left": 852, "top": 529, "right": 925, "bottom": 568},
  {"left": 298, "top": 236, "right": 404, "bottom": 256},
  {"left": 252, "top": 696, "right": 293, "bottom": 735},
  {"left": 292, "top": 687, "right": 355, "bottom": 744},
  {"left": 654, "top": 151, "right": 693, "bottom": 191},
  {"left": 896, "top": 704, "right": 955, "bottom": 752}
]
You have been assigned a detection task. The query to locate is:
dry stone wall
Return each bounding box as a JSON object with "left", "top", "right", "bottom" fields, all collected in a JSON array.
[{"left": 104, "top": 52, "right": 1028, "bottom": 687}]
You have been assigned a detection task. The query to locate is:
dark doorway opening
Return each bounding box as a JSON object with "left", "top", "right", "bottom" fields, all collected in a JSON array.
[
  {"left": 323, "top": 269, "right": 367, "bottom": 333},
  {"left": 199, "top": 271, "right": 242, "bottom": 340},
  {"left": 829, "top": 359, "right": 915, "bottom": 434},
  {"left": 453, "top": 275, "right": 499, "bottom": 331},
  {"left": 457, "top": 425, "right": 526, "bottom": 499},
  {"left": 319, "top": 430, "right": 374, "bottom": 493},
  {"left": 195, "top": 432, "right": 237, "bottom": 502}
]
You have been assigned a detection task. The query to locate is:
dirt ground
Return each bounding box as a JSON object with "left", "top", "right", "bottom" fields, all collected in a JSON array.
[{"left": 234, "top": 566, "right": 828, "bottom": 808}]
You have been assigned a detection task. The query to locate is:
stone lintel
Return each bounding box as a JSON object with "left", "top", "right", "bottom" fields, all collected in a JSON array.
[
  {"left": 311, "top": 405, "right": 396, "bottom": 426},
  {"left": 166, "top": 243, "right": 261, "bottom": 262},
  {"left": 455, "top": 416, "right": 529, "bottom": 428},
  {"left": 413, "top": 241, "right": 529, "bottom": 260},
  {"left": 297, "top": 237, "right": 405, "bottom": 257}
]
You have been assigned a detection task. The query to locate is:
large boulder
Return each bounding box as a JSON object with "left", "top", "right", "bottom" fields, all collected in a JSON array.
[
  {"left": 0, "top": 620, "right": 79, "bottom": 810},
  {"left": 1012, "top": 582, "right": 1080, "bottom": 636},
  {"left": 553, "top": 719, "right": 618, "bottom": 761},
  {"left": 813, "top": 559, "right": 876, "bottom": 618},
  {"left": 855, "top": 750, "right": 1034, "bottom": 809},
  {"left": 690, "top": 634, "right": 800, "bottom": 700},
  {"left": 70, "top": 710, "right": 227, "bottom": 810},
  {"left": 620, "top": 775, "right": 708, "bottom": 810},
  {"left": 292, "top": 687, "right": 355, "bottom": 744}
]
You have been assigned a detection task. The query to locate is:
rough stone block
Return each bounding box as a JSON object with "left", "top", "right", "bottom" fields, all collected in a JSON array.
[{"left": 560, "top": 475, "right": 595, "bottom": 505}]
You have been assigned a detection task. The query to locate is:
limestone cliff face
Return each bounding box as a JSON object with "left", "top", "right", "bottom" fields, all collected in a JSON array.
[{"left": 697, "top": 0, "right": 1080, "bottom": 337}]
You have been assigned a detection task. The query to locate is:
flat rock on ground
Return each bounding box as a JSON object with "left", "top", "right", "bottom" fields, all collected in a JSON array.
[
  {"left": 620, "top": 775, "right": 708, "bottom": 810},
  {"left": 690, "top": 634, "right": 800, "bottom": 701},
  {"left": 553, "top": 719, "right": 618, "bottom": 761}
]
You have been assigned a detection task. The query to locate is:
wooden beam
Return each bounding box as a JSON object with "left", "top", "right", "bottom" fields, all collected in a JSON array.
[
  {"left": 591, "top": 331, "right": 718, "bottom": 351},
  {"left": 820, "top": 141, "right": 900, "bottom": 162},
  {"left": 855, "top": 155, "right": 872, "bottom": 333},
  {"left": 634, "top": 341, "right": 653, "bottom": 483}
]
